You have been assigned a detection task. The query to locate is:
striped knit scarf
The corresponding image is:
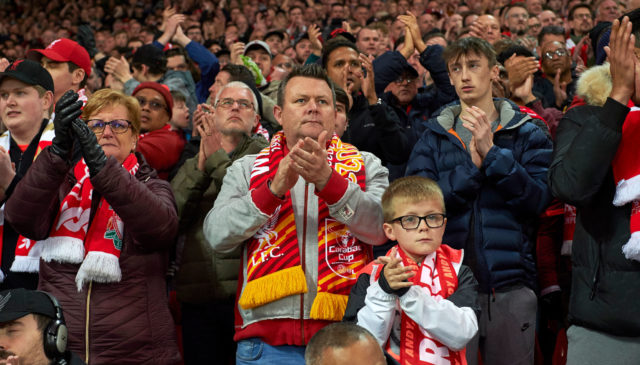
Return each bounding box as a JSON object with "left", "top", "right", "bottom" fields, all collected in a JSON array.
[
  {"left": 367, "top": 245, "right": 466, "bottom": 365},
  {"left": 40, "top": 154, "right": 139, "bottom": 291},
  {"left": 241, "top": 131, "right": 369, "bottom": 320},
  {"left": 0, "top": 121, "right": 54, "bottom": 280}
]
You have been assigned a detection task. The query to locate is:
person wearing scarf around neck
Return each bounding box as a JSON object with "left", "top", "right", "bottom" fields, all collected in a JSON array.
[
  {"left": 4, "top": 89, "right": 181, "bottom": 364},
  {"left": 204, "top": 64, "right": 389, "bottom": 364},
  {"left": 343, "top": 176, "right": 479, "bottom": 365}
]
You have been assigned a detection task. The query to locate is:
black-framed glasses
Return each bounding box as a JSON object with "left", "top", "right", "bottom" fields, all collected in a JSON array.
[
  {"left": 543, "top": 49, "right": 568, "bottom": 60},
  {"left": 86, "top": 119, "right": 132, "bottom": 134},
  {"left": 216, "top": 98, "right": 254, "bottom": 111},
  {"left": 391, "top": 214, "right": 446, "bottom": 230},
  {"left": 135, "top": 96, "right": 167, "bottom": 111}
]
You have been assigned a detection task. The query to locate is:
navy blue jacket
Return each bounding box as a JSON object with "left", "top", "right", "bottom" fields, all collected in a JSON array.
[
  {"left": 406, "top": 99, "right": 552, "bottom": 292},
  {"left": 374, "top": 46, "right": 457, "bottom": 180}
]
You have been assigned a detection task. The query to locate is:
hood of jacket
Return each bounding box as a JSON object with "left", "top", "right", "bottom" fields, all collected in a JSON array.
[{"left": 575, "top": 62, "right": 612, "bottom": 107}]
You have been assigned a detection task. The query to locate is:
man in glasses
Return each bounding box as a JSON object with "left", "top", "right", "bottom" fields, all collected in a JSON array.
[
  {"left": 132, "top": 82, "right": 185, "bottom": 180},
  {"left": 406, "top": 37, "right": 552, "bottom": 365},
  {"left": 539, "top": 41, "right": 576, "bottom": 110},
  {"left": 171, "top": 81, "right": 267, "bottom": 364}
]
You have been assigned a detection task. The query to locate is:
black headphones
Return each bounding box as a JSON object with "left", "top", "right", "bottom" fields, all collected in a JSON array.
[{"left": 38, "top": 291, "right": 68, "bottom": 360}]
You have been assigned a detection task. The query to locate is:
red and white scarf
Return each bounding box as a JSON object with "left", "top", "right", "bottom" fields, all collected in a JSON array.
[
  {"left": 365, "top": 245, "right": 466, "bottom": 365},
  {"left": 0, "top": 121, "right": 54, "bottom": 281},
  {"left": 241, "top": 131, "right": 370, "bottom": 320},
  {"left": 40, "top": 154, "right": 139, "bottom": 291},
  {"left": 612, "top": 103, "right": 640, "bottom": 261}
]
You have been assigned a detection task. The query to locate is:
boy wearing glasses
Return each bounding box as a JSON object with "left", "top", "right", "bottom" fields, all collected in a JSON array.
[{"left": 343, "top": 176, "right": 479, "bottom": 364}]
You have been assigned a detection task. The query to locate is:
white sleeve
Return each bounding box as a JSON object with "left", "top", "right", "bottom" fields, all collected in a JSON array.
[
  {"left": 356, "top": 281, "right": 397, "bottom": 347},
  {"left": 399, "top": 286, "right": 478, "bottom": 350}
]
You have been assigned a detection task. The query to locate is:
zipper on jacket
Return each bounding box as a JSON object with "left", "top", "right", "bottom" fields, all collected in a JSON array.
[
  {"left": 300, "top": 183, "right": 309, "bottom": 344},
  {"left": 590, "top": 244, "right": 602, "bottom": 300},
  {"left": 85, "top": 281, "right": 93, "bottom": 364}
]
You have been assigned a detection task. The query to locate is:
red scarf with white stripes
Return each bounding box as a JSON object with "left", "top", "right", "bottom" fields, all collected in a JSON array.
[
  {"left": 241, "top": 131, "right": 369, "bottom": 320},
  {"left": 40, "top": 154, "right": 139, "bottom": 291},
  {"left": 364, "top": 245, "right": 466, "bottom": 365},
  {"left": 396, "top": 245, "right": 465, "bottom": 365}
]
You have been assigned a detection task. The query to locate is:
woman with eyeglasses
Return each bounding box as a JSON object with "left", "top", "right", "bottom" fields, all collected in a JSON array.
[{"left": 4, "top": 89, "right": 181, "bottom": 364}]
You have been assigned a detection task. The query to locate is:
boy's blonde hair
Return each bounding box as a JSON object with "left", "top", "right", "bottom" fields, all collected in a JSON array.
[{"left": 381, "top": 176, "right": 445, "bottom": 222}]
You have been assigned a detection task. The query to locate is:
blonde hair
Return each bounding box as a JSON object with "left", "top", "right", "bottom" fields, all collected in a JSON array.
[
  {"left": 82, "top": 89, "right": 142, "bottom": 135},
  {"left": 381, "top": 176, "right": 445, "bottom": 222},
  {"left": 33, "top": 85, "right": 54, "bottom": 115}
]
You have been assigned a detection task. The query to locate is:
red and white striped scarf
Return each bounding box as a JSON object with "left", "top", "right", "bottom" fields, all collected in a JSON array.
[
  {"left": 40, "top": 154, "right": 139, "bottom": 291},
  {"left": 0, "top": 120, "right": 54, "bottom": 280},
  {"left": 240, "top": 131, "right": 370, "bottom": 320},
  {"left": 366, "top": 245, "right": 466, "bottom": 365}
]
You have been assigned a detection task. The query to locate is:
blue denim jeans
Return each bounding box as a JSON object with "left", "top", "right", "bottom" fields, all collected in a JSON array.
[{"left": 236, "top": 338, "right": 306, "bottom": 365}]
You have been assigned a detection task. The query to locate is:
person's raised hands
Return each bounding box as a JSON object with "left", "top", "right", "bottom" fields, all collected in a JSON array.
[{"left": 607, "top": 17, "right": 636, "bottom": 104}]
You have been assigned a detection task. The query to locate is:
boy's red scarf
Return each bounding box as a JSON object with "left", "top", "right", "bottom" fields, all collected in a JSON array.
[
  {"left": 612, "top": 103, "right": 640, "bottom": 261},
  {"left": 367, "top": 245, "right": 466, "bottom": 365},
  {"left": 241, "top": 131, "right": 369, "bottom": 320},
  {"left": 0, "top": 121, "right": 54, "bottom": 281},
  {"left": 39, "top": 154, "right": 139, "bottom": 291}
]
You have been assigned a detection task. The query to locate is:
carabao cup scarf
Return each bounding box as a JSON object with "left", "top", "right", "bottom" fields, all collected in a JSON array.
[
  {"left": 39, "top": 154, "right": 139, "bottom": 291},
  {"left": 242, "top": 131, "right": 369, "bottom": 320},
  {"left": 0, "top": 121, "right": 54, "bottom": 280},
  {"left": 367, "top": 245, "right": 466, "bottom": 365},
  {"left": 612, "top": 104, "right": 640, "bottom": 262}
]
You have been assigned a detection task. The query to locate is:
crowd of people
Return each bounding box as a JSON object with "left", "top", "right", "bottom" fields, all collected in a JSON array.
[{"left": 0, "top": 0, "right": 639, "bottom": 364}]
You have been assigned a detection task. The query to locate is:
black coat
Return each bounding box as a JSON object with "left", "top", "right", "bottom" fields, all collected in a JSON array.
[{"left": 549, "top": 98, "right": 640, "bottom": 336}]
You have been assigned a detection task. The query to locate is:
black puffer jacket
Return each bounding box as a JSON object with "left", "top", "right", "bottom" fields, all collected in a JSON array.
[{"left": 549, "top": 64, "right": 640, "bottom": 335}]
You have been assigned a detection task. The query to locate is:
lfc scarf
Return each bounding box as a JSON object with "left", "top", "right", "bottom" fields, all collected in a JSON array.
[
  {"left": 365, "top": 245, "right": 466, "bottom": 365},
  {"left": 39, "top": 154, "right": 139, "bottom": 291},
  {"left": 0, "top": 121, "right": 54, "bottom": 280},
  {"left": 612, "top": 104, "right": 640, "bottom": 261},
  {"left": 241, "top": 131, "right": 369, "bottom": 321}
]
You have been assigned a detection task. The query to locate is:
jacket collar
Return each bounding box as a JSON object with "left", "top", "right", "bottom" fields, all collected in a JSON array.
[{"left": 430, "top": 98, "right": 532, "bottom": 133}]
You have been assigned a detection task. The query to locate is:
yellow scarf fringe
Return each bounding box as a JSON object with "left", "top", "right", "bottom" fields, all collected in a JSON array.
[{"left": 238, "top": 265, "right": 308, "bottom": 310}]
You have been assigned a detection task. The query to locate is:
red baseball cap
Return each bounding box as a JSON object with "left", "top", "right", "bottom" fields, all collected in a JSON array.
[{"left": 28, "top": 38, "right": 91, "bottom": 77}]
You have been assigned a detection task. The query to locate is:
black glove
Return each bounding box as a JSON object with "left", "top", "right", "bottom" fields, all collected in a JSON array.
[
  {"left": 50, "top": 91, "right": 83, "bottom": 158},
  {"left": 71, "top": 119, "right": 107, "bottom": 176}
]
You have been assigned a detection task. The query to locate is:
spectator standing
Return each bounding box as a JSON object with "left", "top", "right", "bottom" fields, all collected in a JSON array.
[
  {"left": 548, "top": 15, "right": 640, "bottom": 365},
  {"left": 204, "top": 65, "right": 389, "bottom": 364},
  {"left": 406, "top": 37, "right": 552, "bottom": 365},
  {"left": 0, "top": 60, "right": 55, "bottom": 290}
]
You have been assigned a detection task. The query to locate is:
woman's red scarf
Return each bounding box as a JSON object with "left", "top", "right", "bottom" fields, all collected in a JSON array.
[
  {"left": 241, "top": 131, "right": 370, "bottom": 321},
  {"left": 39, "top": 154, "right": 139, "bottom": 291}
]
